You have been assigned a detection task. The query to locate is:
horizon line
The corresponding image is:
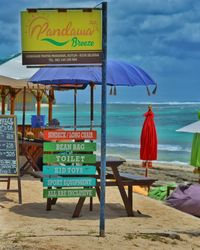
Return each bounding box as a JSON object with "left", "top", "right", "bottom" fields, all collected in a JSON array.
[{"left": 54, "top": 101, "right": 200, "bottom": 105}]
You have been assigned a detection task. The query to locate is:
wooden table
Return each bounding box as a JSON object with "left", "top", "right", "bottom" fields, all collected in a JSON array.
[
  {"left": 19, "top": 140, "right": 43, "bottom": 175},
  {"left": 72, "top": 160, "right": 157, "bottom": 217},
  {"left": 18, "top": 142, "right": 157, "bottom": 217}
]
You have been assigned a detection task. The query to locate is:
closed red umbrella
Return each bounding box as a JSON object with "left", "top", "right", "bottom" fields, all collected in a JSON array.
[{"left": 140, "top": 105, "right": 158, "bottom": 177}]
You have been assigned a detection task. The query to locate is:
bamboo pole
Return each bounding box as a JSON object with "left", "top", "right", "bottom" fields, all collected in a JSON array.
[
  {"left": 10, "top": 92, "right": 15, "bottom": 115},
  {"left": 22, "top": 87, "right": 26, "bottom": 139},
  {"left": 9, "top": 89, "right": 21, "bottom": 115},
  {"left": 36, "top": 89, "right": 43, "bottom": 116},
  {"left": 48, "top": 88, "right": 54, "bottom": 123},
  {"left": 1, "top": 86, "right": 6, "bottom": 114}
]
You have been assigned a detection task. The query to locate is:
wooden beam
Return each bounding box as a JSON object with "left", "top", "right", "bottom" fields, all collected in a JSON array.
[
  {"left": 0, "top": 86, "right": 6, "bottom": 115},
  {"left": 9, "top": 89, "right": 21, "bottom": 115},
  {"left": 48, "top": 88, "right": 54, "bottom": 123},
  {"left": 36, "top": 89, "right": 43, "bottom": 115}
]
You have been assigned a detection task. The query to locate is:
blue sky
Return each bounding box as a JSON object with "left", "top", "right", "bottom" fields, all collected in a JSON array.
[{"left": 0, "top": 0, "right": 200, "bottom": 103}]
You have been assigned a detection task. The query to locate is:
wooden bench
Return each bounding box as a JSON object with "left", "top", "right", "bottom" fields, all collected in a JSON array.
[{"left": 118, "top": 172, "right": 157, "bottom": 189}]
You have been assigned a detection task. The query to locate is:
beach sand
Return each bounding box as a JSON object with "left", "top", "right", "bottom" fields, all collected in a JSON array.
[
  {"left": 1, "top": 163, "right": 200, "bottom": 250},
  {"left": 121, "top": 160, "right": 200, "bottom": 185}
]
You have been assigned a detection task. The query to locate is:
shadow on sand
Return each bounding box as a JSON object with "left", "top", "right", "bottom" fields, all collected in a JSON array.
[
  {"left": 9, "top": 201, "right": 151, "bottom": 220},
  {"left": 0, "top": 193, "right": 15, "bottom": 203}
]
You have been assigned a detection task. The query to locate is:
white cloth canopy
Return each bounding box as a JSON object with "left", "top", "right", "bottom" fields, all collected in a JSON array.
[
  {"left": 0, "top": 75, "right": 21, "bottom": 86},
  {"left": 176, "top": 121, "right": 200, "bottom": 133},
  {"left": 0, "top": 54, "right": 47, "bottom": 89},
  {"left": 0, "top": 54, "right": 37, "bottom": 80}
]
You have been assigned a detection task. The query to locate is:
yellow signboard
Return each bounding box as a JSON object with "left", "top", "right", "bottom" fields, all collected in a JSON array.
[{"left": 21, "top": 9, "right": 102, "bottom": 65}]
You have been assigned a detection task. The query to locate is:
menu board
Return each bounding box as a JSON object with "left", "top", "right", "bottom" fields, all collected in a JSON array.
[{"left": 0, "top": 115, "right": 19, "bottom": 176}]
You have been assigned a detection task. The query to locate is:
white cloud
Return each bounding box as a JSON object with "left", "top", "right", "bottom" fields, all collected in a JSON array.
[
  {"left": 173, "top": 22, "right": 200, "bottom": 42},
  {"left": 140, "top": 14, "right": 180, "bottom": 32},
  {"left": 0, "top": 0, "right": 200, "bottom": 102}
]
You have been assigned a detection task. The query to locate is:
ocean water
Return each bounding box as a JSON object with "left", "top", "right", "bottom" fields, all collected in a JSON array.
[{"left": 13, "top": 102, "right": 200, "bottom": 165}]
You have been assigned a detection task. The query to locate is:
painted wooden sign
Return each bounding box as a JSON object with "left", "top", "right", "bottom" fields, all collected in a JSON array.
[
  {"left": 44, "top": 130, "right": 97, "bottom": 141},
  {"left": 43, "top": 188, "right": 96, "bottom": 198},
  {"left": 0, "top": 115, "right": 19, "bottom": 176},
  {"left": 43, "top": 154, "right": 96, "bottom": 164},
  {"left": 43, "top": 165, "right": 96, "bottom": 175},
  {"left": 43, "top": 142, "right": 96, "bottom": 152},
  {"left": 42, "top": 129, "right": 97, "bottom": 203},
  {"left": 43, "top": 177, "right": 96, "bottom": 187},
  {"left": 21, "top": 10, "right": 102, "bottom": 65}
]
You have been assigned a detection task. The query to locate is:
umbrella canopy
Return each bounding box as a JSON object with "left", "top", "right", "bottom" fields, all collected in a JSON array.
[
  {"left": 140, "top": 105, "right": 158, "bottom": 176},
  {"left": 176, "top": 120, "right": 200, "bottom": 133},
  {"left": 29, "top": 59, "right": 156, "bottom": 89}
]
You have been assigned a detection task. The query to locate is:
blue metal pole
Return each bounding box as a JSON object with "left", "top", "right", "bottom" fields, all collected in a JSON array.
[{"left": 100, "top": 1, "right": 107, "bottom": 237}]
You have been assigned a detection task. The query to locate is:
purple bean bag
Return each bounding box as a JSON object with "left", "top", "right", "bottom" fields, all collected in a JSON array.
[{"left": 166, "top": 183, "right": 200, "bottom": 217}]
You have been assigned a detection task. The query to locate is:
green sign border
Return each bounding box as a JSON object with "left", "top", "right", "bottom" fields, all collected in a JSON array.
[
  {"left": 43, "top": 177, "right": 96, "bottom": 187},
  {"left": 43, "top": 154, "right": 96, "bottom": 164},
  {"left": 43, "top": 165, "right": 96, "bottom": 175},
  {"left": 43, "top": 188, "right": 96, "bottom": 198},
  {"left": 44, "top": 142, "right": 96, "bottom": 152}
]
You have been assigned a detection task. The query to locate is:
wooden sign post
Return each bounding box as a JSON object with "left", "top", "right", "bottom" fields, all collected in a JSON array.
[
  {"left": 0, "top": 115, "right": 22, "bottom": 204},
  {"left": 21, "top": 4, "right": 106, "bottom": 236},
  {"left": 43, "top": 131, "right": 97, "bottom": 211}
]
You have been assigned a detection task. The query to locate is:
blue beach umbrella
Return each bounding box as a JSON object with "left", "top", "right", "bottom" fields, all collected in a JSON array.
[
  {"left": 29, "top": 59, "right": 157, "bottom": 93},
  {"left": 29, "top": 59, "right": 157, "bottom": 128}
]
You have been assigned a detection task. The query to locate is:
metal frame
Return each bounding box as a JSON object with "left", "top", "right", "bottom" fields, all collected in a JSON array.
[{"left": 0, "top": 115, "right": 22, "bottom": 204}]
